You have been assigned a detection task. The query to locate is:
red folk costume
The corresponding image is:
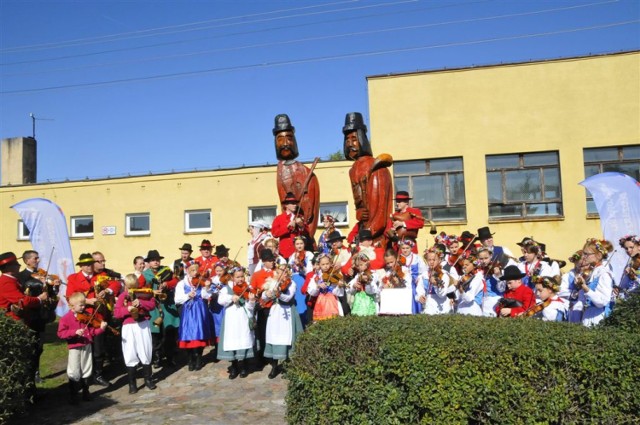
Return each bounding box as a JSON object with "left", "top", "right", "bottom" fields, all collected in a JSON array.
[
  {"left": 271, "top": 207, "right": 311, "bottom": 260},
  {"left": 273, "top": 114, "right": 321, "bottom": 239},
  {"left": 343, "top": 112, "right": 393, "bottom": 248},
  {"left": 0, "top": 273, "right": 42, "bottom": 322},
  {"left": 496, "top": 283, "right": 536, "bottom": 317}
]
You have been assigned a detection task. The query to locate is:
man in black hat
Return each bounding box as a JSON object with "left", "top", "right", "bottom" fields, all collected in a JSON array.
[
  {"left": 195, "top": 239, "right": 217, "bottom": 277},
  {"left": 271, "top": 192, "right": 312, "bottom": 259},
  {"left": 477, "top": 226, "right": 516, "bottom": 270},
  {"left": 142, "top": 250, "right": 179, "bottom": 368},
  {"left": 325, "top": 231, "right": 351, "bottom": 269},
  {"left": 390, "top": 191, "right": 425, "bottom": 252},
  {"left": 173, "top": 243, "right": 194, "bottom": 281},
  {"left": 342, "top": 112, "right": 393, "bottom": 248},
  {"left": 215, "top": 244, "right": 240, "bottom": 269},
  {"left": 495, "top": 265, "right": 536, "bottom": 317},
  {"left": 273, "top": 113, "right": 320, "bottom": 241}
]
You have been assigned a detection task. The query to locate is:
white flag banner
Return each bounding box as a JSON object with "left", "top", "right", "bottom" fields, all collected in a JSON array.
[
  {"left": 580, "top": 172, "right": 640, "bottom": 286},
  {"left": 11, "top": 198, "right": 74, "bottom": 316}
]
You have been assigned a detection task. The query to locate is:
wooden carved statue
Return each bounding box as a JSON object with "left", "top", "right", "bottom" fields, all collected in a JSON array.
[
  {"left": 343, "top": 112, "right": 393, "bottom": 247},
  {"left": 274, "top": 114, "right": 320, "bottom": 241}
]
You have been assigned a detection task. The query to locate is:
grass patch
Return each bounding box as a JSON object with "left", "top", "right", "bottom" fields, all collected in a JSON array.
[{"left": 37, "top": 320, "right": 68, "bottom": 389}]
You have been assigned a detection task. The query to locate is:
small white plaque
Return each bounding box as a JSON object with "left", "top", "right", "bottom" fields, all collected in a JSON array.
[{"left": 101, "top": 226, "right": 116, "bottom": 236}]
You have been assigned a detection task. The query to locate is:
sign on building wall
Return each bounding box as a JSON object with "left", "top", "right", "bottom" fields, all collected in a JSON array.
[{"left": 101, "top": 226, "right": 117, "bottom": 236}]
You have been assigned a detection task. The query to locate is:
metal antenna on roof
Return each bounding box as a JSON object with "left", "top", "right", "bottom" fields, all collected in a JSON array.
[{"left": 29, "top": 113, "right": 54, "bottom": 139}]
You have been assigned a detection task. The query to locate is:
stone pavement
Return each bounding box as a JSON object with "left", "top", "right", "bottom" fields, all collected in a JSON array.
[{"left": 13, "top": 348, "right": 288, "bottom": 425}]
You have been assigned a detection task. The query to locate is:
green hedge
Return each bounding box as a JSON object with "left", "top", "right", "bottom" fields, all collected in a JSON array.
[
  {"left": 0, "top": 312, "right": 36, "bottom": 423},
  {"left": 602, "top": 291, "right": 640, "bottom": 332},
  {"left": 286, "top": 315, "right": 640, "bottom": 424}
]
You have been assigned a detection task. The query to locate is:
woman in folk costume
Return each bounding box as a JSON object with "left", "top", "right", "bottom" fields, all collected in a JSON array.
[
  {"left": 575, "top": 238, "right": 614, "bottom": 327},
  {"left": 306, "top": 254, "right": 345, "bottom": 321},
  {"left": 347, "top": 253, "right": 380, "bottom": 316},
  {"left": 618, "top": 235, "right": 640, "bottom": 299},
  {"left": 517, "top": 242, "right": 554, "bottom": 290},
  {"left": 477, "top": 247, "right": 506, "bottom": 318},
  {"left": 559, "top": 250, "right": 584, "bottom": 323},
  {"left": 530, "top": 276, "right": 567, "bottom": 321},
  {"left": 398, "top": 240, "right": 427, "bottom": 314},
  {"left": 288, "top": 236, "right": 314, "bottom": 328},
  {"left": 217, "top": 267, "right": 256, "bottom": 380},
  {"left": 262, "top": 264, "right": 304, "bottom": 379},
  {"left": 317, "top": 215, "right": 342, "bottom": 255},
  {"left": 417, "top": 248, "right": 456, "bottom": 315},
  {"left": 454, "top": 254, "right": 485, "bottom": 316},
  {"left": 207, "top": 262, "right": 229, "bottom": 356},
  {"left": 113, "top": 274, "right": 156, "bottom": 393},
  {"left": 174, "top": 264, "right": 214, "bottom": 372},
  {"left": 377, "top": 249, "right": 412, "bottom": 315}
]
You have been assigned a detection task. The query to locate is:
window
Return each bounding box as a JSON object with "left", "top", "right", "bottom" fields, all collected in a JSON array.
[
  {"left": 125, "top": 213, "right": 150, "bottom": 236},
  {"left": 248, "top": 206, "right": 277, "bottom": 226},
  {"left": 583, "top": 145, "right": 640, "bottom": 215},
  {"left": 71, "top": 216, "right": 94, "bottom": 238},
  {"left": 185, "top": 209, "right": 212, "bottom": 233},
  {"left": 17, "top": 220, "right": 30, "bottom": 241},
  {"left": 318, "top": 202, "right": 349, "bottom": 226},
  {"left": 394, "top": 157, "right": 466, "bottom": 221},
  {"left": 486, "top": 151, "right": 562, "bottom": 219}
]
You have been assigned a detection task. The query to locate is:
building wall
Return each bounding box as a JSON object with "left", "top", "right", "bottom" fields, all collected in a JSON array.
[
  {"left": 0, "top": 161, "right": 354, "bottom": 275},
  {"left": 368, "top": 51, "right": 640, "bottom": 260}
]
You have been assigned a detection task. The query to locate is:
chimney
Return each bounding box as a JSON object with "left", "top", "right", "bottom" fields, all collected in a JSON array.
[{"left": 1, "top": 137, "right": 37, "bottom": 185}]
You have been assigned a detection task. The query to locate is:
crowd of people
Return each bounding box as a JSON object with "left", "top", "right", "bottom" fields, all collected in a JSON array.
[{"left": 1, "top": 190, "right": 639, "bottom": 406}]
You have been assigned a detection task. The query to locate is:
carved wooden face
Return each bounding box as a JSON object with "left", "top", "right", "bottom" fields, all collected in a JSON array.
[
  {"left": 344, "top": 131, "right": 361, "bottom": 160},
  {"left": 275, "top": 131, "right": 299, "bottom": 160}
]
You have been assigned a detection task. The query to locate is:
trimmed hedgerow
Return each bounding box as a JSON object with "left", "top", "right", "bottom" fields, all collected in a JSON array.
[
  {"left": 0, "top": 312, "right": 36, "bottom": 423},
  {"left": 286, "top": 315, "right": 640, "bottom": 424},
  {"left": 602, "top": 291, "right": 640, "bottom": 332}
]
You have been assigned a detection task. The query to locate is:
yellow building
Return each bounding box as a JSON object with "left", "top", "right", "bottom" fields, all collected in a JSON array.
[
  {"left": 1, "top": 51, "right": 639, "bottom": 273},
  {"left": 369, "top": 50, "right": 639, "bottom": 260}
]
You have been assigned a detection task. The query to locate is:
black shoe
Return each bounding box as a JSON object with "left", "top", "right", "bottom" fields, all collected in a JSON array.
[
  {"left": 143, "top": 365, "right": 156, "bottom": 390},
  {"left": 93, "top": 375, "right": 111, "bottom": 387},
  {"left": 187, "top": 350, "right": 196, "bottom": 371},
  {"left": 34, "top": 371, "right": 44, "bottom": 384},
  {"left": 165, "top": 357, "right": 177, "bottom": 368},
  {"left": 80, "top": 379, "right": 92, "bottom": 401},
  {"left": 238, "top": 360, "right": 248, "bottom": 378},
  {"left": 68, "top": 380, "right": 79, "bottom": 405},
  {"left": 126, "top": 367, "right": 138, "bottom": 394},
  {"left": 228, "top": 361, "right": 239, "bottom": 380},
  {"left": 194, "top": 349, "right": 203, "bottom": 371},
  {"left": 268, "top": 361, "right": 279, "bottom": 379}
]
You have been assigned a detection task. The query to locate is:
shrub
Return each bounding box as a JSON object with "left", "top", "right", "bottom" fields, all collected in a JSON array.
[
  {"left": 601, "top": 291, "right": 640, "bottom": 332},
  {"left": 0, "top": 312, "right": 37, "bottom": 423},
  {"left": 286, "top": 315, "right": 640, "bottom": 424}
]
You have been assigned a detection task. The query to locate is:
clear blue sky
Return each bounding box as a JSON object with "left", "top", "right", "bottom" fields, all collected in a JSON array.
[{"left": 1, "top": 0, "right": 638, "bottom": 182}]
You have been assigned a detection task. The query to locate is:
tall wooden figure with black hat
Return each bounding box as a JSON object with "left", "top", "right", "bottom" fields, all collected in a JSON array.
[
  {"left": 342, "top": 112, "right": 393, "bottom": 248},
  {"left": 273, "top": 113, "right": 320, "bottom": 245}
]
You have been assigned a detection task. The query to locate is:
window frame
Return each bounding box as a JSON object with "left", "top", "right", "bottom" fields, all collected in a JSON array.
[
  {"left": 125, "top": 212, "right": 151, "bottom": 236},
  {"left": 70, "top": 215, "right": 94, "bottom": 238},
  {"left": 184, "top": 209, "right": 212, "bottom": 234},
  {"left": 485, "top": 151, "right": 563, "bottom": 220},
  {"left": 583, "top": 145, "right": 640, "bottom": 217},
  {"left": 17, "top": 220, "right": 30, "bottom": 241},
  {"left": 248, "top": 205, "right": 277, "bottom": 226},
  {"left": 393, "top": 157, "right": 467, "bottom": 222},
  {"left": 317, "top": 202, "right": 349, "bottom": 227}
]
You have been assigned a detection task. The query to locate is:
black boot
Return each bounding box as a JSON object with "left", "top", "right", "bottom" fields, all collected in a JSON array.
[
  {"left": 194, "top": 347, "right": 204, "bottom": 371},
  {"left": 268, "top": 359, "right": 279, "bottom": 379},
  {"left": 187, "top": 349, "right": 196, "bottom": 371},
  {"left": 93, "top": 360, "right": 111, "bottom": 387},
  {"left": 152, "top": 351, "right": 162, "bottom": 369},
  {"left": 68, "top": 379, "right": 79, "bottom": 405},
  {"left": 80, "top": 378, "right": 92, "bottom": 401},
  {"left": 126, "top": 367, "right": 138, "bottom": 394},
  {"left": 238, "top": 360, "right": 248, "bottom": 378},
  {"left": 228, "top": 360, "right": 239, "bottom": 380},
  {"left": 143, "top": 364, "right": 156, "bottom": 390}
]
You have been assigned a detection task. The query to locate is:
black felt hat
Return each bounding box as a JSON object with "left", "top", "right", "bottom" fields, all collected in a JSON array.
[
  {"left": 144, "top": 250, "right": 164, "bottom": 262},
  {"left": 179, "top": 243, "right": 193, "bottom": 252},
  {"left": 282, "top": 192, "right": 298, "bottom": 204},
  {"left": 477, "top": 226, "right": 494, "bottom": 241},
  {"left": 75, "top": 253, "right": 95, "bottom": 266},
  {"left": 358, "top": 229, "right": 373, "bottom": 241},
  {"left": 0, "top": 252, "right": 19, "bottom": 268},
  {"left": 516, "top": 236, "right": 535, "bottom": 247},
  {"left": 500, "top": 265, "right": 526, "bottom": 281},
  {"left": 273, "top": 114, "right": 295, "bottom": 136},
  {"left": 326, "top": 231, "right": 346, "bottom": 243},
  {"left": 260, "top": 249, "right": 276, "bottom": 262},
  {"left": 215, "top": 245, "right": 230, "bottom": 257}
]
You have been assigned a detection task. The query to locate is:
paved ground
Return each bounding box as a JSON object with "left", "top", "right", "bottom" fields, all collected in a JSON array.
[{"left": 11, "top": 348, "right": 288, "bottom": 425}]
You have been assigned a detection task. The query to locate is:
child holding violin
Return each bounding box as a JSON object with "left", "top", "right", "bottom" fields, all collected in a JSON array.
[
  {"left": 305, "top": 254, "right": 345, "bottom": 321},
  {"left": 288, "top": 236, "right": 314, "bottom": 328},
  {"left": 262, "top": 264, "right": 304, "bottom": 379},
  {"left": 559, "top": 250, "right": 585, "bottom": 323},
  {"left": 518, "top": 242, "right": 554, "bottom": 290},
  {"left": 217, "top": 266, "right": 256, "bottom": 379},
  {"left": 477, "top": 247, "right": 506, "bottom": 318},
  {"left": 575, "top": 238, "right": 614, "bottom": 327},
  {"left": 378, "top": 249, "right": 413, "bottom": 315},
  {"left": 398, "top": 240, "right": 427, "bottom": 314},
  {"left": 57, "top": 292, "right": 107, "bottom": 404},
  {"left": 495, "top": 266, "right": 536, "bottom": 318},
  {"left": 174, "top": 264, "right": 214, "bottom": 371},
  {"left": 529, "top": 276, "right": 566, "bottom": 321},
  {"left": 455, "top": 254, "right": 485, "bottom": 316},
  {"left": 417, "top": 248, "right": 456, "bottom": 315},
  {"left": 207, "top": 262, "right": 230, "bottom": 357},
  {"left": 114, "top": 274, "right": 157, "bottom": 394},
  {"left": 347, "top": 253, "right": 380, "bottom": 316},
  {"left": 618, "top": 235, "right": 640, "bottom": 299}
]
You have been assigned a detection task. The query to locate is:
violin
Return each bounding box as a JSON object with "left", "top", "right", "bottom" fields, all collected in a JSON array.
[
  {"left": 383, "top": 262, "right": 406, "bottom": 289},
  {"left": 233, "top": 281, "right": 256, "bottom": 301},
  {"left": 76, "top": 312, "right": 120, "bottom": 335},
  {"left": 191, "top": 271, "right": 209, "bottom": 288},
  {"left": 522, "top": 298, "right": 553, "bottom": 318},
  {"left": 356, "top": 270, "right": 373, "bottom": 291},
  {"left": 570, "top": 264, "right": 594, "bottom": 301},
  {"left": 626, "top": 255, "right": 640, "bottom": 280},
  {"left": 34, "top": 268, "right": 62, "bottom": 286},
  {"left": 457, "top": 272, "right": 474, "bottom": 292},
  {"left": 321, "top": 270, "right": 344, "bottom": 287},
  {"left": 430, "top": 264, "right": 445, "bottom": 287}
]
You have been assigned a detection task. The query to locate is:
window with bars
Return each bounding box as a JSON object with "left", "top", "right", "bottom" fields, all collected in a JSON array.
[
  {"left": 583, "top": 145, "right": 640, "bottom": 215},
  {"left": 486, "top": 151, "right": 562, "bottom": 219},
  {"left": 393, "top": 157, "right": 466, "bottom": 222}
]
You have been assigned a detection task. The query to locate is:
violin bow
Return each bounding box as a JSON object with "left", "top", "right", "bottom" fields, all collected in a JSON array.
[{"left": 450, "top": 233, "right": 477, "bottom": 269}]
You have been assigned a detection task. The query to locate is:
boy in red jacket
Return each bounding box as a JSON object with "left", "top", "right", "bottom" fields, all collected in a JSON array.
[{"left": 496, "top": 265, "right": 536, "bottom": 317}]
